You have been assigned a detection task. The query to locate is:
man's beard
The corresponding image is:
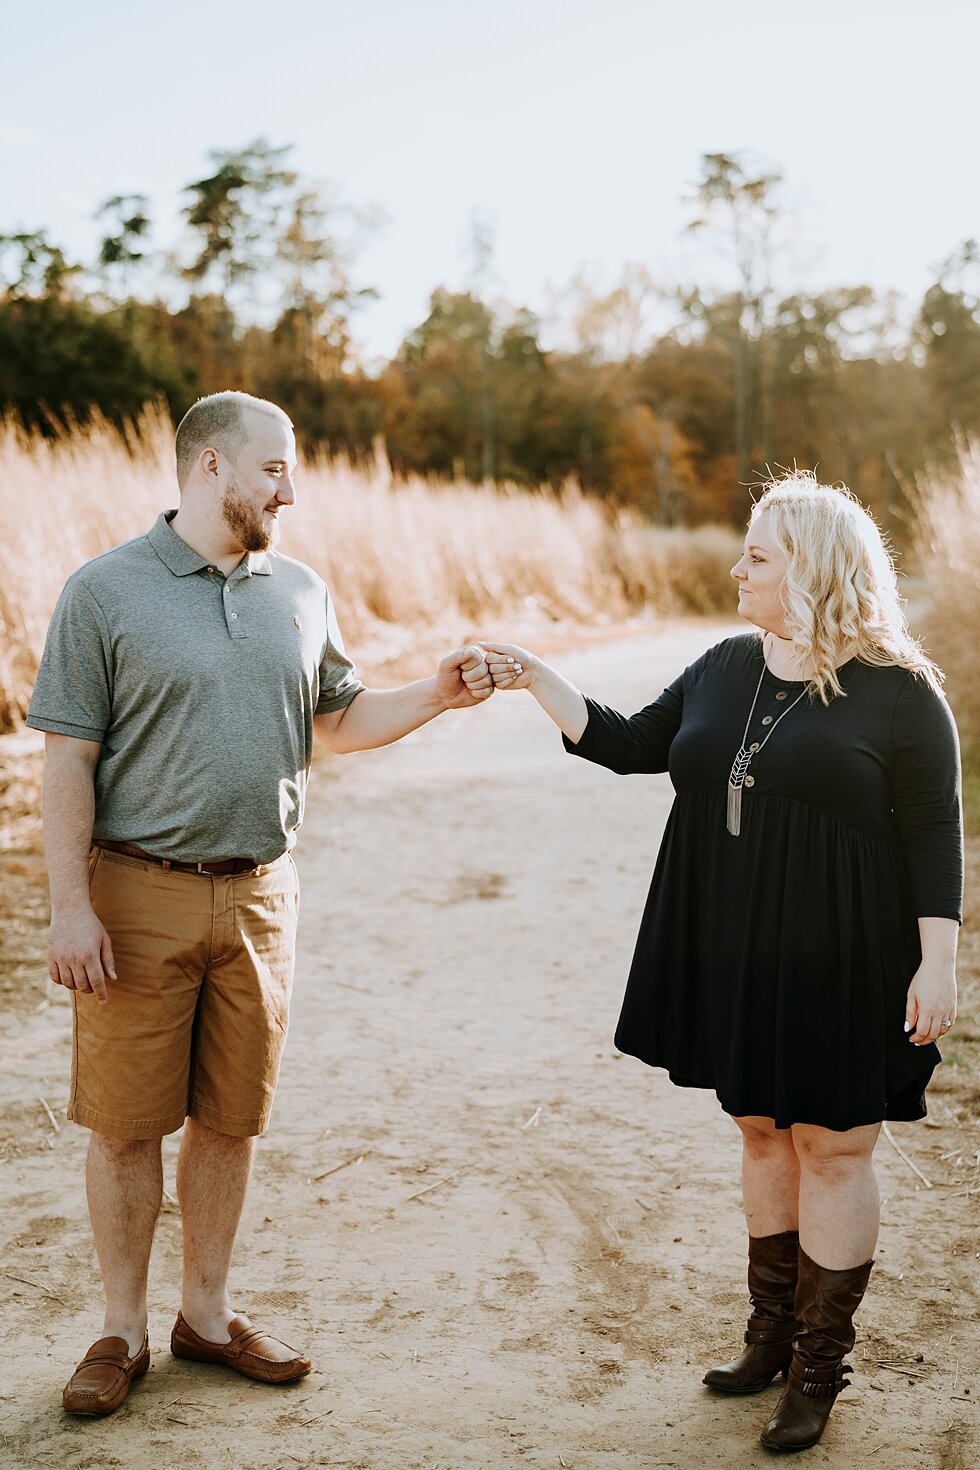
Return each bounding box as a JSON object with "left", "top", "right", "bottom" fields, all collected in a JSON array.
[{"left": 221, "top": 483, "right": 277, "bottom": 553}]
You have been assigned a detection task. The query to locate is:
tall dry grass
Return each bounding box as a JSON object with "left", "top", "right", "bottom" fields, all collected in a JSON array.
[
  {"left": 913, "top": 445, "right": 980, "bottom": 823},
  {"left": 0, "top": 408, "right": 742, "bottom": 733}
]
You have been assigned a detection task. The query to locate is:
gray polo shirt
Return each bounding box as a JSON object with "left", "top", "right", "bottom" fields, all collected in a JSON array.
[{"left": 27, "top": 511, "right": 364, "bottom": 863}]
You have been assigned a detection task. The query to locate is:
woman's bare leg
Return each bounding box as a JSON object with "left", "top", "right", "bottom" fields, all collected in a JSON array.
[
  {"left": 732, "top": 1115, "right": 800, "bottom": 1235},
  {"left": 792, "top": 1123, "right": 880, "bottom": 1268}
]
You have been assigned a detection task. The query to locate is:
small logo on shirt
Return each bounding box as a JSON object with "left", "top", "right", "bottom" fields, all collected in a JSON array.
[{"left": 293, "top": 616, "right": 302, "bottom": 631}]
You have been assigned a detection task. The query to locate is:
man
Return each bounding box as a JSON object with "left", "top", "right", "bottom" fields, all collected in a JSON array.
[{"left": 27, "top": 390, "right": 493, "bottom": 1416}]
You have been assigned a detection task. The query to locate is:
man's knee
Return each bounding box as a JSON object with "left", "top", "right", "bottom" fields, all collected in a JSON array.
[
  {"left": 182, "top": 1116, "right": 256, "bottom": 1150},
  {"left": 89, "top": 1130, "right": 162, "bottom": 1163}
]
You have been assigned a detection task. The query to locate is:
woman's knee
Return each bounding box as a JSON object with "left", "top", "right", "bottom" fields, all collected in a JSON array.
[
  {"left": 792, "top": 1123, "right": 879, "bottom": 1179},
  {"left": 732, "top": 1114, "right": 795, "bottom": 1158}
]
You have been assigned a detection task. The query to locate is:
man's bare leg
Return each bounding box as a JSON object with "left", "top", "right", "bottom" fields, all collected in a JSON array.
[
  {"left": 87, "top": 1132, "right": 162, "bottom": 1355},
  {"left": 177, "top": 1117, "right": 255, "bottom": 1342}
]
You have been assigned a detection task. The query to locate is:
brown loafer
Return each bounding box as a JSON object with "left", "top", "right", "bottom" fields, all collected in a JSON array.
[
  {"left": 63, "top": 1332, "right": 150, "bottom": 1415},
  {"left": 170, "top": 1312, "right": 311, "bottom": 1384}
]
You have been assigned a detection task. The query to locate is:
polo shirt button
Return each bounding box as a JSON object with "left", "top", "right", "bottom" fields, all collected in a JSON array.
[
  {"left": 762, "top": 715, "right": 773, "bottom": 725},
  {"left": 744, "top": 775, "right": 755, "bottom": 787},
  {"left": 230, "top": 612, "right": 239, "bottom": 619},
  {"left": 775, "top": 690, "right": 788, "bottom": 700}
]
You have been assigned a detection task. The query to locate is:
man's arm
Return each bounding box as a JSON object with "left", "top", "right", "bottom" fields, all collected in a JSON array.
[
  {"left": 317, "top": 645, "right": 492, "bottom": 755},
  {"left": 43, "top": 733, "right": 115, "bottom": 1004}
]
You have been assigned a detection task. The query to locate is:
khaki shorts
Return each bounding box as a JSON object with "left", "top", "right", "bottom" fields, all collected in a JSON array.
[{"left": 68, "top": 847, "right": 300, "bottom": 1140}]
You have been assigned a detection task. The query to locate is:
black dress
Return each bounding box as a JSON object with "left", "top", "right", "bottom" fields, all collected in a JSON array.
[{"left": 565, "top": 632, "right": 964, "bottom": 1130}]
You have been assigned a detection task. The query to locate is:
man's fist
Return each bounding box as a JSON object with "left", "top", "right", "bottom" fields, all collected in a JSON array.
[{"left": 436, "top": 646, "right": 494, "bottom": 709}]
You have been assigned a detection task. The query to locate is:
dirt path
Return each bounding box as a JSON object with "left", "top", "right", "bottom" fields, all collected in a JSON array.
[{"left": 1, "top": 622, "right": 977, "bottom": 1470}]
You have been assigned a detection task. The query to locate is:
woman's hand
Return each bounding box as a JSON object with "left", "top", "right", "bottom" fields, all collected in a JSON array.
[
  {"left": 481, "top": 641, "right": 536, "bottom": 691},
  {"left": 479, "top": 641, "right": 589, "bottom": 742},
  {"left": 905, "top": 959, "right": 957, "bottom": 1045}
]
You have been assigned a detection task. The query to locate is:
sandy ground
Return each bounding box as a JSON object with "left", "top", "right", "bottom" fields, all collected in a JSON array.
[{"left": 1, "top": 621, "right": 978, "bottom": 1470}]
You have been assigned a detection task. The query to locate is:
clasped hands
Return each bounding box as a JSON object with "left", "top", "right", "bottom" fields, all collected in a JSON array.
[{"left": 437, "top": 642, "right": 534, "bottom": 707}]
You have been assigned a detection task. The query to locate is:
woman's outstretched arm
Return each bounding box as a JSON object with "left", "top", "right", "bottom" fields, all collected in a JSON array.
[
  {"left": 481, "top": 642, "right": 588, "bottom": 743},
  {"left": 482, "top": 637, "right": 697, "bottom": 777}
]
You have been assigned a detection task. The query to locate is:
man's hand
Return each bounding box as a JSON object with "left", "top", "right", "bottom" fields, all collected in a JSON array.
[
  {"left": 48, "top": 906, "right": 116, "bottom": 1005},
  {"left": 436, "top": 646, "right": 494, "bottom": 709}
]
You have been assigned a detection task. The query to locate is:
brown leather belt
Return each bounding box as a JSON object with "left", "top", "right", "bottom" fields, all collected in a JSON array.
[{"left": 93, "top": 838, "right": 261, "bottom": 877}]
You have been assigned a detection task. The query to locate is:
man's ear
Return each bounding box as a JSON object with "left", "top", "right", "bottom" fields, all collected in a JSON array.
[{"left": 199, "top": 447, "right": 220, "bottom": 482}]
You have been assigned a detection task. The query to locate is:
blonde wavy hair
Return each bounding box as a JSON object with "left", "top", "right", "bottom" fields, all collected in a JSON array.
[{"left": 750, "top": 471, "right": 943, "bottom": 703}]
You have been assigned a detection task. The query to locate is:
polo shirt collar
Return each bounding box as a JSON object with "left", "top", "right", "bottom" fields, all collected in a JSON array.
[
  {"left": 148, "top": 511, "right": 210, "bottom": 576},
  {"left": 147, "top": 511, "right": 274, "bottom": 577}
]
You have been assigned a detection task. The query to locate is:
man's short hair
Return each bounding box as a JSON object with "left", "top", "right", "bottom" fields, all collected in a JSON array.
[{"left": 174, "top": 391, "right": 292, "bottom": 488}]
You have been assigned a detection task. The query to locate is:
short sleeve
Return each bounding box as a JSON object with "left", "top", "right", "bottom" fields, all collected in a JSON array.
[
  {"left": 314, "top": 588, "right": 364, "bottom": 714},
  {"left": 562, "top": 642, "right": 720, "bottom": 775},
  {"left": 26, "top": 576, "right": 113, "bottom": 741},
  {"left": 888, "top": 675, "right": 963, "bottom": 921}
]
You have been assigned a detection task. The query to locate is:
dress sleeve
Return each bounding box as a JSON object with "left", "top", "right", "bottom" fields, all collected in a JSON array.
[
  {"left": 315, "top": 586, "right": 364, "bottom": 714},
  {"left": 26, "top": 575, "right": 112, "bottom": 742},
  {"left": 888, "top": 676, "right": 964, "bottom": 921},
  {"left": 561, "top": 646, "right": 714, "bottom": 775}
]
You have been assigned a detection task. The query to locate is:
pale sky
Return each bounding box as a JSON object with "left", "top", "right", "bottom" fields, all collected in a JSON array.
[{"left": 4, "top": 0, "right": 978, "bottom": 364}]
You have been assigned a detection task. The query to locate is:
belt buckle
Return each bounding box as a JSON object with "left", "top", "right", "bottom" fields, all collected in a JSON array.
[{"left": 196, "top": 862, "right": 206, "bottom": 874}]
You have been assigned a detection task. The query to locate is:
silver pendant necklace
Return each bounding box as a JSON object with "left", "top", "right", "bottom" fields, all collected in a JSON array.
[{"left": 726, "top": 649, "right": 808, "bottom": 836}]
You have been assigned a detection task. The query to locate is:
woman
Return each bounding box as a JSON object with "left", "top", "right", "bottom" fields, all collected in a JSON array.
[{"left": 483, "top": 472, "right": 962, "bottom": 1454}]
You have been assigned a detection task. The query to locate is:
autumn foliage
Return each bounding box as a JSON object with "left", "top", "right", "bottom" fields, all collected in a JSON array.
[{"left": 3, "top": 148, "right": 980, "bottom": 532}]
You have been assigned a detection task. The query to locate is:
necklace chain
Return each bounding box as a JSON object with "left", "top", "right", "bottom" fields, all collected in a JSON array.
[{"left": 726, "top": 653, "right": 808, "bottom": 837}]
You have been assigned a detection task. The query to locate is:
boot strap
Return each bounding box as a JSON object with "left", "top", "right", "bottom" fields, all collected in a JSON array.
[
  {"left": 789, "top": 1360, "right": 852, "bottom": 1398},
  {"left": 745, "top": 1320, "right": 796, "bottom": 1346}
]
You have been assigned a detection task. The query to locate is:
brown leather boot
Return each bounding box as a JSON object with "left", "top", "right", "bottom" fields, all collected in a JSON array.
[
  {"left": 703, "top": 1230, "right": 799, "bottom": 1394},
  {"left": 760, "top": 1247, "right": 874, "bottom": 1452}
]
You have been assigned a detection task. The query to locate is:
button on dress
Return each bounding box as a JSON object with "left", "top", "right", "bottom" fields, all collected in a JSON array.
[{"left": 564, "top": 633, "right": 964, "bottom": 1130}]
